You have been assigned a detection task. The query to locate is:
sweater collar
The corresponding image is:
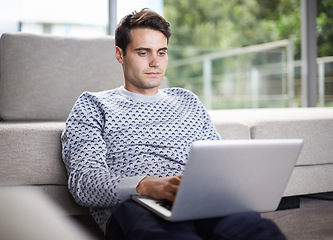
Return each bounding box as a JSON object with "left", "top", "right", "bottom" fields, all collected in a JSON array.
[{"left": 118, "top": 86, "right": 166, "bottom": 103}]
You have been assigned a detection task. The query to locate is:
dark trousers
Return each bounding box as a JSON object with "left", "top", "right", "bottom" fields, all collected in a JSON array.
[{"left": 106, "top": 199, "right": 286, "bottom": 240}]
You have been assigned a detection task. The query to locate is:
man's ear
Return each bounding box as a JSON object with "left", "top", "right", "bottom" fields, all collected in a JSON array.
[{"left": 115, "top": 46, "right": 124, "bottom": 64}]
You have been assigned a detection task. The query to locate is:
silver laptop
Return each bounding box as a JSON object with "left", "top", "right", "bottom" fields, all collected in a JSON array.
[{"left": 132, "top": 139, "right": 304, "bottom": 221}]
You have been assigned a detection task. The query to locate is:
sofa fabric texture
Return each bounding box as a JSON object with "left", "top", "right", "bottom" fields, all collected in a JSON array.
[
  {"left": 209, "top": 108, "right": 333, "bottom": 166},
  {"left": 0, "top": 33, "right": 124, "bottom": 121},
  {"left": 0, "top": 122, "right": 66, "bottom": 185}
]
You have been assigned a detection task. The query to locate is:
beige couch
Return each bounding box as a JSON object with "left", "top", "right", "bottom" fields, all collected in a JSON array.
[
  {"left": 1, "top": 33, "right": 333, "bottom": 236},
  {"left": 209, "top": 108, "right": 333, "bottom": 197}
]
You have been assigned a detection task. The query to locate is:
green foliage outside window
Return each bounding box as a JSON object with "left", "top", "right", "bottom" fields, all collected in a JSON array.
[{"left": 164, "top": 0, "right": 333, "bottom": 109}]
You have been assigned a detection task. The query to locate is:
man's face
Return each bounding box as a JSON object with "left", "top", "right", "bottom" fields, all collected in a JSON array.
[{"left": 116, "top": 28, "right": 168, "bottom": 95}]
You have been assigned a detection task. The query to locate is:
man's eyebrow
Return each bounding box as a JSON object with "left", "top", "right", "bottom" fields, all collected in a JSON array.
[
  {"left": 134, "top": 47, "right": 168, "bottom": 51},
  {"left": 134, "top": 47, "right": 150, "bottom": 51}
]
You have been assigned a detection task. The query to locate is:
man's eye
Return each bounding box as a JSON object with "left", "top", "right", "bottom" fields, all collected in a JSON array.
[
  {"left": 138, "top": 52, "right": 147, "bottom": 56},
  {"left": 158, "top": 51, "right": 166, "bottom": 56}
]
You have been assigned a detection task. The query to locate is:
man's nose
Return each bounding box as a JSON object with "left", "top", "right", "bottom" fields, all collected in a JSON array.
[{"left": 149, "top": 55, "right": 160, "bottom": 68}]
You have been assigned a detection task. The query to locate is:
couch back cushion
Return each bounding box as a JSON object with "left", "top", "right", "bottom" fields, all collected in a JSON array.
[{"left": 0, "top": 33, "right": 124, "bottom": 121}]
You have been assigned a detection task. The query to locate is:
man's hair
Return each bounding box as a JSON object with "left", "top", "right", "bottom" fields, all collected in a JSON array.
[{"left": 115, "top": 8, "right": 171, "bottom": 55}]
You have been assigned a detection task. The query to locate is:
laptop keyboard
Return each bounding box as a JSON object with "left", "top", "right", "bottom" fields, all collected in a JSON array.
[{"left": 157, "top": 200, "right": 173, "bottom": 210}]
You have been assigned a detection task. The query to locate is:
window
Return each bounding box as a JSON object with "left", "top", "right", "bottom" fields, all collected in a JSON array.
[
  {"left": 1, "top": 0, "right": 331, "bottom": 108},
  {"left": 164, "top": 0, "right": 333, "bottom": 108},
  {"left": 0, "top": 0, "right": 108, "bottom": 37},
  {"left": 0, "top": 0, "right": 163, "bottom": 37}
]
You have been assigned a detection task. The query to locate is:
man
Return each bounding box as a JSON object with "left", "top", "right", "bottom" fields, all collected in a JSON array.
[{"left": 62, "top": 8, "right": 286, "bottom": 240}]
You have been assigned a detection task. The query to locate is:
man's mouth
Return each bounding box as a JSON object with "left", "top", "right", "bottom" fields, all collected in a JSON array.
[{"left": 145, "top": 72, "right": 161, "bottom": 76}]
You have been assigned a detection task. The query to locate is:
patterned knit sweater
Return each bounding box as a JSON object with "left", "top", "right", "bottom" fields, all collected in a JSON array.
[{"left": 61, "top": 86, "right": 221, "bottom": 232}]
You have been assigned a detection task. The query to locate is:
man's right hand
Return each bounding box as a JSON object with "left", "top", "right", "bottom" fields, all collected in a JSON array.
[{"left": 136, "top": 175, "right": 182, "bottom": 202}]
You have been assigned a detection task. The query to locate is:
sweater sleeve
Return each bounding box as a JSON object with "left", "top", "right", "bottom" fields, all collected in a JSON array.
[{"left": 61, "top": 92, "right": 143, "bottom": 208}]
